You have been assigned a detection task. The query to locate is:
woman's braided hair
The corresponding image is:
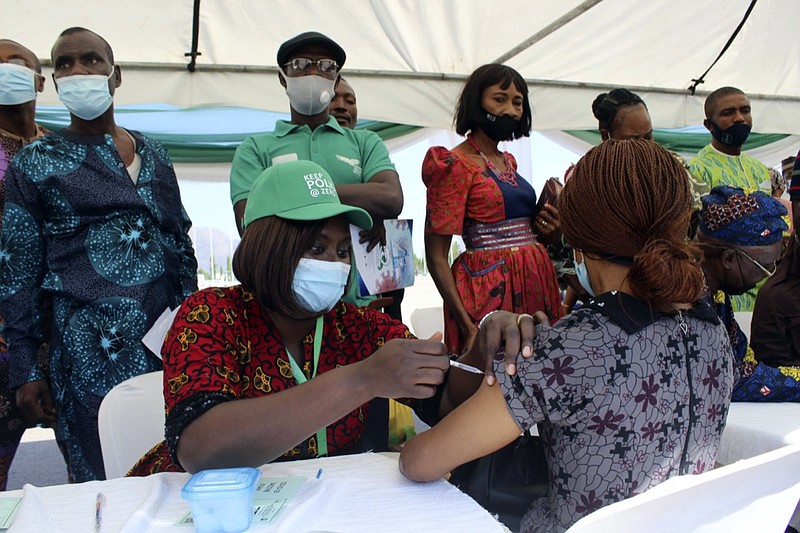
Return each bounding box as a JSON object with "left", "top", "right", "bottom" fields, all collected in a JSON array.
[
  {"left": 591, "top": 88, "right": 646, "bottom": 134},
  {"left": 559, "top": 139, "right": 704, "bottom": 311}
]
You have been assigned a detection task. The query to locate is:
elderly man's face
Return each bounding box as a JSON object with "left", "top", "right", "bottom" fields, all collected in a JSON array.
[{"left": 721, "top": 241, "right": 782, "bottom": 295}]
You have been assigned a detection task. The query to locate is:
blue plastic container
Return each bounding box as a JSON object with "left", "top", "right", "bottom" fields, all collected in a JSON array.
[{"left": 181, "top": 467, "right": 261, "bottom": 533}]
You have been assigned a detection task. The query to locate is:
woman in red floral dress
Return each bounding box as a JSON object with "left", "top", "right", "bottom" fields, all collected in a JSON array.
[
  {"left": 424, "top": 64, "right": 562, "bottom": 355},
  {"left": 130, "top": 161, "right": 450, "bottom": 475}
]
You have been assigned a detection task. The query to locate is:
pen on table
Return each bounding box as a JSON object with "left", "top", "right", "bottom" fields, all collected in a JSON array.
[
  {"left": 447, "top": 358, "right": 484, "bottom": 375},
  {"left": 95, "top": 492, "right": 105, "bottom": 532}
]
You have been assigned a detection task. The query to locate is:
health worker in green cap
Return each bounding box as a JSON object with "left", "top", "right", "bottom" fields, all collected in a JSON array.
[{"left": 130, "top": 161, "right": 452, "bottom": 475}]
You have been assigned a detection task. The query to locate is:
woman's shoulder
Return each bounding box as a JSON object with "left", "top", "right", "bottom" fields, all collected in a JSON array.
[{"left": 422, "top": 145, "right": 478, "bottom": 183}]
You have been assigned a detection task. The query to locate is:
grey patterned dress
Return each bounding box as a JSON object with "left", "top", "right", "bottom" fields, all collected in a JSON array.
[{"left": 495, "top": 291, "right": 734, "bottom": 532}]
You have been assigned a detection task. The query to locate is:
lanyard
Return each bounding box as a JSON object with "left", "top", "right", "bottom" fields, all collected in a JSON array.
[{"left": 285, "top": 315, "right": 327, "bottom": 457}]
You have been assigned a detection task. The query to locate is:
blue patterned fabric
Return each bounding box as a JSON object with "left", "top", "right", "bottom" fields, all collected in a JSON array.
[
  {"left": 0, "top": 129, "right": 197, "bottom": 482},
  {"left": 700, "top": 186, "right": 787, "bottom": 247},
  {"left": 495, "top": 291, "right": 734, "bottom": 533},
  {"left": 711, "top": 291, "right": 800, "bottom": 402}
]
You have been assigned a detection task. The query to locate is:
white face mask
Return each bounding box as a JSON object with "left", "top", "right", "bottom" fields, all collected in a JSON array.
[
  {"left": 283, "top": 74, "right": 336, "bottom": 116},
  {"left": 0, "top": 63, "right": 37, "bottom": 105},
  {"left": 56, "top": 70, "right": 114, "bottom": 120},
  {"left": 292, "top": 257, "right": 350, "bottom": 314}
]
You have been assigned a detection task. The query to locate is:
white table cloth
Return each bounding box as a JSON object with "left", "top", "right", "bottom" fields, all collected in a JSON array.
[
  {"left": 718, "top": 402, "right": 800, "bottom": 466},
  {"left": 718, "top": 402, "right": 800, "bottom": 530},
  {"left": 2, "top": 453, "right": 507, "bottom": 532}
]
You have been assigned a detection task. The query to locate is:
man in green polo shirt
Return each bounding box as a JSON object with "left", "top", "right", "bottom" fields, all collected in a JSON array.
[{"left": 230, "top": 31, "right": 403, "bottom": 240}]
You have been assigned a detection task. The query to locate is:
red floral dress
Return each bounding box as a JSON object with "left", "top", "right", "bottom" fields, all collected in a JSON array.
[
  {"left": 129, "top": 285, "right": 416, "bottom": 476},
  {"left": 423, "top": 146, "right": 562, "bottom": 354}
]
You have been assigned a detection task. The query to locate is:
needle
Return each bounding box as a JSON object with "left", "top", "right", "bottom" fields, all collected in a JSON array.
[{"left": 448, "top": 359, "right": 485, "bottom": 375}]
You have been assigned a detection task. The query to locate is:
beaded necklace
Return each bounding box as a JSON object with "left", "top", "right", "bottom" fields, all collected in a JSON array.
[{"left": 466, "top": 134, "right": 518, "bottom": 186}]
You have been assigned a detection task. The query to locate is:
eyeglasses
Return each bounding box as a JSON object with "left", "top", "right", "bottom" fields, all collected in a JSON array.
[
  {"left": 283, "top": 58, "right": 339, "bottom": 74},
  {"left": 0, "top": 58, "right": 28, "bottom": 67},
  {"left": 735, "top": 248, "right": 778, "bottom": 278}
]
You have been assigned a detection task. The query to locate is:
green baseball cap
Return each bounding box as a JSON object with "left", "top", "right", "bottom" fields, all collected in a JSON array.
[{"left": 243, "top": 160, "right": 373, "bottom": 230}]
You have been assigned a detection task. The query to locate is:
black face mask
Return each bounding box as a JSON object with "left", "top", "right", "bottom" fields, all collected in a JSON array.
[
  {"left": 709, "top": 120, "right": 751, "bottom": 148},
  {"left": 479, "top": 109, "right": 519, "bottom": 142}
]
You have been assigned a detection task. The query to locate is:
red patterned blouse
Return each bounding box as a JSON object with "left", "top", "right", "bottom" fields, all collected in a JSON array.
[{"left": 129, "top": 285, "right": 415, "bottom": 476}]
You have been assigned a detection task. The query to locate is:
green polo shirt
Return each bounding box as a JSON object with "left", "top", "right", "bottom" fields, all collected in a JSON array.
[
  {"left": 230, "top": 116, "right": 396, "bottom": 205},
  {"left": 230, "top": 116, "right": 396, "bottom": 307}
]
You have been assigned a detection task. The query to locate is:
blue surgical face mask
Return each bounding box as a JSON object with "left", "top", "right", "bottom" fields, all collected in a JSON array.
[
  {"left": 56, "top": 70, "right": 114, "bottom": 120},
  {"left": 292, "top": 257, "right": 350, "bottom": 314},
  {"left": 0, "top": 63, "right": 37, "bottom": 105},
  {"left": 575, "top": 261, "right": 596, "bottom": 298}
]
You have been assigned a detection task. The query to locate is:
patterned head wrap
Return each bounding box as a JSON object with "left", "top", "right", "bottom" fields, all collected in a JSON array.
[{"left": 700, "top": 186, "right": 788, "bottom": 246}]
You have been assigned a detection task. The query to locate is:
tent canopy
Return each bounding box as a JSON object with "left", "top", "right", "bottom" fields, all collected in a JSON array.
[{"left": 5, "top": 0, "right": 800, "bottom": 133}]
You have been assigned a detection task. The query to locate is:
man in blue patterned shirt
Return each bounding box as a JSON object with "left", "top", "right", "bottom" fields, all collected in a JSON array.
[{"left": 0, "top": 27, "right": 197, "bottom": 482}]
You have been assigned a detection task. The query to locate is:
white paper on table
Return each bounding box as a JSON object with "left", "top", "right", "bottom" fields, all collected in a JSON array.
[{"left": 142, "top": 306, "right": 181, "bottom": 359}]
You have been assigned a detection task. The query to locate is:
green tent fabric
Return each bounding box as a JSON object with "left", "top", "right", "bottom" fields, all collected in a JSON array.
[
  {"left": 34, "top": 105, "right": 789, "bottom": 164},
  {"left": 34, "top": 105, "right": 420, "bottom": 163},
  {"left": 565, "top": 129, "right": 788, "bottom": 154}
]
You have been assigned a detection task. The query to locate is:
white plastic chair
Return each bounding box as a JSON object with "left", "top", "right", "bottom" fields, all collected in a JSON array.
[
  {"left": 409, "top": 306, "right": 444, "bottom": 339},
  {"left": 98, "top": 371, "right": 166, "bottom": 478},
  {"left": 565, "top": 443, "right": 800, "bottom": 533}
]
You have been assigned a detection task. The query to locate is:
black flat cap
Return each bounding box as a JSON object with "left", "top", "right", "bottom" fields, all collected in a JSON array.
[{"left": 277, "top": 31, "right": 346, "bottom": 69}]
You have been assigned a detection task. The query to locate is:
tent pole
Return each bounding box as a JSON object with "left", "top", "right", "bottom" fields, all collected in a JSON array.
[
  {"left": 492, "top": 0, "right": 606, "bottom": 64},
  {"left": 185, "top": 0, "right": 202, "bottom": 72}
]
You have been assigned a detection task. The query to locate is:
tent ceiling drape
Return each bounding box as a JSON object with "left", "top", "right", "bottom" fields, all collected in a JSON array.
[{"left": 4, "top": 0, "right": 800, "bottom": 133}]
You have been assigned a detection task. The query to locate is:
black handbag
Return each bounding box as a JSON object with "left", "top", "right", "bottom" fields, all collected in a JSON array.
[{"left": 448, "top": 434, "right": 549, "bottom": 533}]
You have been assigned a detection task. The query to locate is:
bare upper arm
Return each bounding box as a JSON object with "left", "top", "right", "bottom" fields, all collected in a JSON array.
[{"left": 399, "top": 382, "right": 521, "bottom": 482}]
